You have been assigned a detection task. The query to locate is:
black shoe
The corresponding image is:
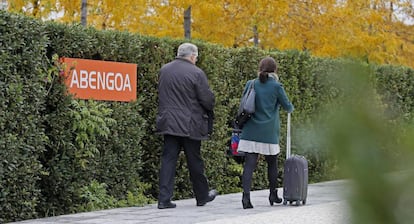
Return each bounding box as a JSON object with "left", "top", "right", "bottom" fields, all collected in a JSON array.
[
  {"left": 196, "top": 189, "right": 218, "bottom": 206},
  {"left": 269, "top": 189, "right": 282, "bottom": 206},
  {"left": 242, "top": 192, "right": 253, "bottom": 209},
  {"left": 158, "top": 201, "right": 177, "bottom": 209}
]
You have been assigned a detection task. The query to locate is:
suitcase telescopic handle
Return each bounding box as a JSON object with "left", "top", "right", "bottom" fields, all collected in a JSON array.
[{"left": 286, "top": 113, "right": 291, "bottom": 159}]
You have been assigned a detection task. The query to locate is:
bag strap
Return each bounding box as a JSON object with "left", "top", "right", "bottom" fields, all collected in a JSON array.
[{"left": 246, "top": 79, "right": 255, "bottom": 94}]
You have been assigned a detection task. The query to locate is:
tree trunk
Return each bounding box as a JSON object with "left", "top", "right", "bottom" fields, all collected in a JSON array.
[
  {"left": 81, "top": 0, "right": 87, "bottom": 26},
  {"left": 253, "top": 25, "right": 259, "bottom": 47},
  {"left": 32, "top": 0, "right": 40, "bottom": 17},
  {"left": 184, "top": 6, "right": 191, "bottom": 39}
]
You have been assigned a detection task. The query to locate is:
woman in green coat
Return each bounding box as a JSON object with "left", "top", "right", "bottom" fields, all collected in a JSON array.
[{"left": 238, "top": 57, "right": 294, "bottom": 209}]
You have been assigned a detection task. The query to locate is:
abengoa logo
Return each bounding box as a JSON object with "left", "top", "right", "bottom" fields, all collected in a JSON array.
[
  {"left": 62, "top": 58, "right": 137, "bottom": 102},
  {"left": 70, "top": 70, "right": 132, "bottom": 91}
]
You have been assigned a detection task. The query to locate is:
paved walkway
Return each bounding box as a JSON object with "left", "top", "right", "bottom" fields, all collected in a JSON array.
[{"left": 11, "top": 180, "right": 350, "bottom": 224}]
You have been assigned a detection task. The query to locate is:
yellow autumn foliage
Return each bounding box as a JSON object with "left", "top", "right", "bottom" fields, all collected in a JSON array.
[{"left": 6, "top": 0, "right": 414, "bottom": 68}]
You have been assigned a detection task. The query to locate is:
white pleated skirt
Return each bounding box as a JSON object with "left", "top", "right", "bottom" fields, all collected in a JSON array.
[{"left": 237, "top": 139, "right": 280, "bottom": 155}]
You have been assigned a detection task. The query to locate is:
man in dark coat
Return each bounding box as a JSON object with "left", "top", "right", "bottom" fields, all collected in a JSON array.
[{"left": 156, "top": 43, "right": 217, "bottom": 209}]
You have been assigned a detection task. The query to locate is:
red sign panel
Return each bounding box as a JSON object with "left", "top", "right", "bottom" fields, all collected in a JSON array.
[{"left": 62, "top": 58, "right": 137, "bottom": 102}]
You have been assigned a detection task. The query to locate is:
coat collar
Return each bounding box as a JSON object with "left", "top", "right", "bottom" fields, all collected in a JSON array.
[{"left": 175, "top": 57, "right": 193, "bottom": 64}]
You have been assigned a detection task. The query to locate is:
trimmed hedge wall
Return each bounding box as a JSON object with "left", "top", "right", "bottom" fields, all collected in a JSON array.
[
  {"left": 0, "top": 12, "right": 48, "bottom": 221},
  {"left": 1, "top": 11, "right": 414, "bottom": 222}
]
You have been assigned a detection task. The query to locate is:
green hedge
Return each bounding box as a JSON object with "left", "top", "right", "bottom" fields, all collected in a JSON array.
[
  {"left": 0, "top": 12, "right": 49, "bottom": 222},
  {"left": 1, "top": 11, "right": 414, "bottom": 222}
]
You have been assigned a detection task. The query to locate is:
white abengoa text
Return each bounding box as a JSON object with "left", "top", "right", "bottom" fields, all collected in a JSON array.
[{"left": 70, "top": 70, "right": 132, "bottom": 91}]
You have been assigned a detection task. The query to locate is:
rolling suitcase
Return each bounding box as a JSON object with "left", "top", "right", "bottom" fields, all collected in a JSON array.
[{"left": 283, "top": 113, "right": 308, "bottom": 206}]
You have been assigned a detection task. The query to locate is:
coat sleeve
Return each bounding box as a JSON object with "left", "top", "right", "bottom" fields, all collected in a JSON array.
[
  {"left": 277, "top": 84, "right": 294, "bottom": 113},
  {"left": 195, "top": 71, "right": 215, "bottom": 111}
]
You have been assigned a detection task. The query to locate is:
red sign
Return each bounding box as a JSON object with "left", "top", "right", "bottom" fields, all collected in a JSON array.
[{"left": 62, "top": 58, "right": 137, "bottom": 102}]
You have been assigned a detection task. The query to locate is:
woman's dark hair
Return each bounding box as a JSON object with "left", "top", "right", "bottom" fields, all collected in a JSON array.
[{"left": 258, "top": 57, "right": 277, "bottom": 83}]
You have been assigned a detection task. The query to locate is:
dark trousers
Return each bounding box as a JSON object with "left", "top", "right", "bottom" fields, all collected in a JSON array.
[
  {"left": 158, "top": 135, "right": 209, "bottom": 203},
  {"left": 242, "top": 153, "right": 278, "bottom": 193}
]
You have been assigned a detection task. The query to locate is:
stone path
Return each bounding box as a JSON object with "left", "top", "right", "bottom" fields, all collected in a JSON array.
[{"left": 11, "top": 180, "right": 350, "bottom": 224}]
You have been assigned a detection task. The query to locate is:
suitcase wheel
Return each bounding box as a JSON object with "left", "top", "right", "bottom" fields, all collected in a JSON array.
[{"left": 283, "top": 199, "right": 306, "bottom": 206}]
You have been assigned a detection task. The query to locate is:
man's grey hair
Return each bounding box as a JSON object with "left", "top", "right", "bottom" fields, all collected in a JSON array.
[{"left": 177, "top": 43, "right": 198, "bottom": 57}]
